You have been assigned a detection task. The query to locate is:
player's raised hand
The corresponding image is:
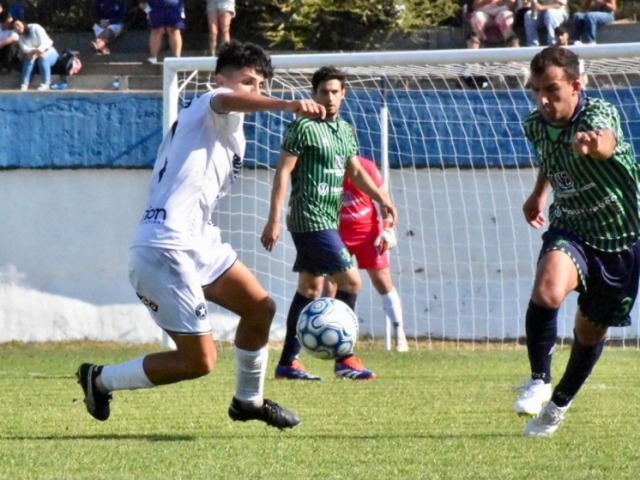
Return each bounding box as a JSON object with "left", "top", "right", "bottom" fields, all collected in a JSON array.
[
  {"left": 286, "top": 99, "right": 326, "bottom": 119},
  {"left": 573, "top": 130, "right": 601, "bottom": 156},
  {"left": 260, "top": 220, "right": 280, "bottom": 252}
]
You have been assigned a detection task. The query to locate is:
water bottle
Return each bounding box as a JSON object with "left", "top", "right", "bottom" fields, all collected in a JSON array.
[
  {"left": 531, "top": 0, "right": 538, "bottom": 19},
  {"left": 112, "top": 77, "right": 121, "bottom": 90}
]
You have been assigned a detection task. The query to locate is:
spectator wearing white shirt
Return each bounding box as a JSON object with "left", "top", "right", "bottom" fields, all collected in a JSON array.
[{"left": 13, "top": 20, "right": 58, "bottom": 91}]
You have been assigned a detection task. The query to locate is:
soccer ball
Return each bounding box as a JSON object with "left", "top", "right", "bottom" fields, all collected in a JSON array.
[{"left": 296, "top": 297, "right": 359, "bottom": 360}]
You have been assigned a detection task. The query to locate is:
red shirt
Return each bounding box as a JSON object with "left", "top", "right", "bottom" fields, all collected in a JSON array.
[{"left": 339, "top": 156, "right": 383, "bottom": 235}]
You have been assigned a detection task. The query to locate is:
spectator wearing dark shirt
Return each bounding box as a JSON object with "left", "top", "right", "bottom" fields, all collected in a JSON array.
[
  {"left": 92, "top": 0, "right": 126, "bottom": 55},
  {"left": 0, "top": 10, "right": 19, "bottom": 69},
  {"left": 139, "top": 0, "right": 184, "bottom": 65}
]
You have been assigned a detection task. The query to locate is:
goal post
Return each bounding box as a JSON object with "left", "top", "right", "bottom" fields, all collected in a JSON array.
[{"left": 162, "top": 44, "right": 640, "bottom": 349}]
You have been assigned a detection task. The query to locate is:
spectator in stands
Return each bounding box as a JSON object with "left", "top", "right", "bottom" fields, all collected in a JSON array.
[
  {"left": 466, "top": 33, "right": 481, "bottom": 48},
  {"left": 506, "top": 34, "right": 521, "bottom": 47},
  {"left": 92, "top": 0, "right": 126, "bottom": 55},
  {"left": 553, "top": 24, "right": 570, "bottom": 45},
  {"left": 13, "top": 19, "right": 58, "bottom": 91},
  {"left": 571, "top": 0, "right": 616, "bottom": 45},
  {"left": 207, "top": 0, "right": 235, "bottom": 55},
  {"left": 468, "top": 0, "right": 516, "bottom": 44},
  {"left": 0, "top": 10, "right": 19, "bottom": 70},
  {"left": 139, "top": 0, "right": 184, "bottom": 64},
  {"left": 555, "top": 25, "right": 588, "bottom": 86},
  {"left": 523, "top": 0, "right": 568, "bottom": 46},
  {"left": 464, "top": 34, "right": 490, "bottom": 89}
]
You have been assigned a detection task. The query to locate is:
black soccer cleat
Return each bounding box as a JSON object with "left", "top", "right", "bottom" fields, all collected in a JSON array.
[
  {"left": 76, "top": 363, "right": 112, "bottom": 421},
  {"left": 228, "top": 397, "right": 301, "bottom": 430}
]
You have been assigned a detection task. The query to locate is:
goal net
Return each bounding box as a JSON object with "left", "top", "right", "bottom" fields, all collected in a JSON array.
[{"left": 163, "top": 44, "right": 640, "bottom": 349}]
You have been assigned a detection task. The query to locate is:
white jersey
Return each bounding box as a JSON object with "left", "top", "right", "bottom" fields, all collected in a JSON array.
[
  {"left": 0, "top": 27, "right": 18, "bottom": 43},
  {"left": 132, "top": 88, "right": 245, "bottom": 252}
]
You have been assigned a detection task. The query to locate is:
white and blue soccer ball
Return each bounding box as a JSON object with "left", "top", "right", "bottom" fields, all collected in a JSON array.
[{"left": 296, "top": 297, "right": 359, "bottom": 360}]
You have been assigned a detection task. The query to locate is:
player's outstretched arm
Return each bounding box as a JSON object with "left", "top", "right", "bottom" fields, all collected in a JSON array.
[
  {"left": 212, "top": 91, "right": 325, "bottom": 119},
  {"left": 261, "top": 151, "right": 298, "bottom": 252},
  {"left": 284, "top": 99, "right": 326, "bottom": 119}
]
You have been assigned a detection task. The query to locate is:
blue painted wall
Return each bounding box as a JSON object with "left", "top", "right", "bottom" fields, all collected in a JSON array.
[
  {"left": 0, "top": 92, "right": 163, "bottom": 168},
  {"left": 1, "top": 88, "right": 638, "bottom": 169}
]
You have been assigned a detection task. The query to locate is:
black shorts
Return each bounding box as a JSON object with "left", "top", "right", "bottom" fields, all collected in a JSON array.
[
  {"left": 540, "top": 227, "right": 640, "bottom": 327},
  {"left": 290, "top": 229, "right": 354, "bottom": 276}
]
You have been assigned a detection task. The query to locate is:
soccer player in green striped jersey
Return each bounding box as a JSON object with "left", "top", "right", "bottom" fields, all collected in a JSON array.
[
  {"left": 261, "top": 66, "right": 398, "bottom": 381},
  {"left": 514, "top": 46, "right": 640, "bottom": 437}
]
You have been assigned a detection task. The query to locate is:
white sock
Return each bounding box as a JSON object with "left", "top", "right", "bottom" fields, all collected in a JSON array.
[
  {"left": 99, "top": 356, "right": 154, "bottom": 392},
  {"left": 234, "top": 346, "right": 268, "bottom": 407},
  {"left": 381, "top": 287, "right": 403, "bottom": 327}
]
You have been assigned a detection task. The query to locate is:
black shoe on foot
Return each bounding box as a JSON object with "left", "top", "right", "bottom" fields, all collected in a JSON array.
[
  {"left": 76, "top": 363, "right": 112, "bottom": 421},
  {"left": 228, "top": 397, "right": 300, "bottom": 430}
]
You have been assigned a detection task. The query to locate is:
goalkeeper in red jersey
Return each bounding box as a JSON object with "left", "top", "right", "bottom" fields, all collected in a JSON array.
[{"left": 324, "top": 155, "right": 408, "bottom": 352}]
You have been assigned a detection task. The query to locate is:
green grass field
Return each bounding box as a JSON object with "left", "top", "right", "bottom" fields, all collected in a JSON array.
[{"left": 1, "top": 341, "right": 639, "bottom": 480}]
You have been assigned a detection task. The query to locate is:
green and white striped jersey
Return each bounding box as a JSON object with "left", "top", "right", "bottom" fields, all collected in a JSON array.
[
  {"left": 281, "top": 117, "right": 358, "bottom": 233},
  {"left": 524, "top": 96, "right": 640, "bottom": 252}
]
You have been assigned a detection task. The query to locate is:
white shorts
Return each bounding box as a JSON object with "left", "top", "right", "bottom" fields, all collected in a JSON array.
[
  {"left": 206, "top": 0, "right": 236, "bottom": 15},
  {"left": 93, "top": 23, "right": 124, "bottom": 39},
  {"left": 129, "top": 234, "right": 237, "bottom": 335}
]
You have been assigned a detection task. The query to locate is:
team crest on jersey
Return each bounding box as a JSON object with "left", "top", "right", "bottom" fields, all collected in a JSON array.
[
  {"left": 318, "top": 182, "right": 330, "bottom": 196},
  {"left": 552, "top": 171, "right": 574, "bottom": 192},
  {"left": 335, "top": 155, "right": 346, "bottom": 171},
  {"left": 195, "top": 302, "right": 208, "bottom": 319}
]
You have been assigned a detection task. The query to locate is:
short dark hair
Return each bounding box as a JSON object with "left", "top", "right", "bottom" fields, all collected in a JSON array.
[
  {"left": 466, "top": 33, "right": 480, "bottom": 43},
  {"left": 214, "top": 40, "right": 273, "bottom": 80},
  {"left": 311, "top": 66, "right": 346, "bottom": 92},
  {"left": 554, "top": 25, "right": 568, "bottom": 37},
  {"left": 505, "top": 35, "right": 520, "bottom": 46},
  {"left": 530, "top": 45, "right": 581, "bottom": 82},
  {"left": 0, "top": 10, "right": 12, "bottom": 23}
]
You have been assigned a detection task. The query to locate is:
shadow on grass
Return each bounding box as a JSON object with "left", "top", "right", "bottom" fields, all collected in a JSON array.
[
  {"left": 0, "top": 433, "right": 196, "bottom": 442},
  {"left": 1, "top": 431, "right": 524, "bottom": 441}
]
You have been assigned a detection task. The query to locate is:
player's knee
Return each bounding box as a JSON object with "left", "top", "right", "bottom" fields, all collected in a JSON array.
[
  {"left": 260, "top": 296, "right": 277, "bottom": 323},
  {"left": 343, "top": 276, "right": 361, "bottom": 294},
  {"left": 244, "top": 296, "right": 276, "bottom": 331},
  {"left": 531, "top": 282, "right": 567, "bottom": 309},
  {"left": 187, "top": 351, "right": 217, "bottom": 378}
]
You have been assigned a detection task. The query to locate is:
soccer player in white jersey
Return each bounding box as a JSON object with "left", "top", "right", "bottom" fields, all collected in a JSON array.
[{"left": 76, "top": 40, "right": 325, "bottom": 430}]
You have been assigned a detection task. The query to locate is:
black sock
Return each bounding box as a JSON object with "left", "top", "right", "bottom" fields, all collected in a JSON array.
[
  {"left": 525, "top": 300, "right": 558, "bottom": 383},
  {"left": 335, "top": 290, "right": 357, "bottom": 311},
  {"left": 279, "top": 292, "right": 312, "bottom": 365},
  {"left": 334, "top": 290, "right": 357, "bottom": 362},
  {"left": 552, "top": 334, "right": 604, "bottom": 407}
]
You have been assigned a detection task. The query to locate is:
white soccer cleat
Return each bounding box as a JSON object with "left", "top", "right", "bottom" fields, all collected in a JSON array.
[
  {"left": 524, "top": 401, "right": 570, "bottom": 437},
  {"left": 394, "top": 324, "right": 409, "bottom": 352},
  {"left": 514, "top": 378, "right": 552, "bottom": 416}
]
